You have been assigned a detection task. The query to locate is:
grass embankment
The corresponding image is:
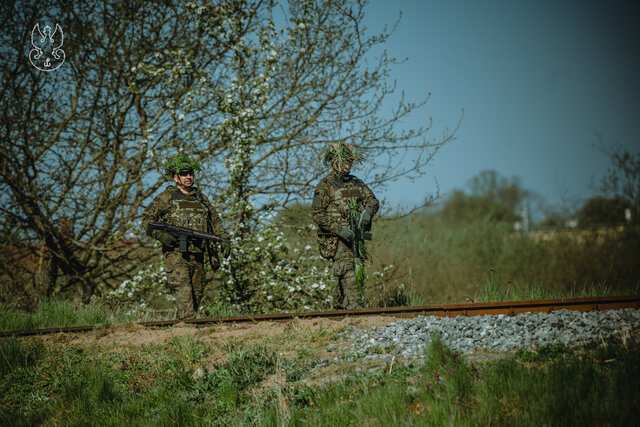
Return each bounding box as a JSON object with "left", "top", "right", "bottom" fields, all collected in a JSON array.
[{"left": 2, "top": 330, "right": 638, "bottom": 425}]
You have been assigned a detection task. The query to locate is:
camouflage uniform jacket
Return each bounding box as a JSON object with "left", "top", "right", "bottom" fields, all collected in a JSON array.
[
  {"left": 312, "top": 171, "right": 379, "bottom": 259},
  {"left": 142, "top": 185, "right": 227, "bottom": 254}
]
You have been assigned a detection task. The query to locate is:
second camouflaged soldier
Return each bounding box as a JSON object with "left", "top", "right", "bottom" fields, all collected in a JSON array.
[
  {"left": 312, "top": 142, "right": 379, "bottom": 309},
  {"left": 142, "top": 154, "right": 230, "bottom": 319}
]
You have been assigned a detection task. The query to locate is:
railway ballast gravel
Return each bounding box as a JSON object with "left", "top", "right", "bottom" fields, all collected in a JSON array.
[{"left": 336, "top": 308, "right": 640, "bottom": 363}]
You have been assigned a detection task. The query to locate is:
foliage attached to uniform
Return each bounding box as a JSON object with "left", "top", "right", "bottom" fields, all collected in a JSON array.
[
  {"left": 322, "top": 142, "right": 364, "bottom": 167},
  {"left": 164, "top": 154, "right": 202, "bottom": 177},
  {"left": 348, "top": 198, "right": 368, "bottom": 298}
]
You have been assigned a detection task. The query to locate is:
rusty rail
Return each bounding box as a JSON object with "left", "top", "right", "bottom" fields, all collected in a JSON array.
[{"left": 3, "top": 294, "right": 639, "bottom": 338}]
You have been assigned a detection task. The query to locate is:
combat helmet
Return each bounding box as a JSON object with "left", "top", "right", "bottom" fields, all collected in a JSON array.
[
  {"left": 322, "top": 142, "right": 364, "bottom": 168},
  {"left": 164, "top": 153, "right": 202, "bottom": 177}
]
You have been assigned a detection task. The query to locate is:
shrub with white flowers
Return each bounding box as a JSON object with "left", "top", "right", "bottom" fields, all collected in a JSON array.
[
  {"left": 204, "top": 9, "right": 336, "bottom": 312},
  {"left": 99, "top": 263, "right": 171, "bottom": 311},
  {"left": 217, "top": 222, "right": 334, "bottom": 313}
]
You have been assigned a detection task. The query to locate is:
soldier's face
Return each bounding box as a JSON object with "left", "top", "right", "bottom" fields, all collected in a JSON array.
[
  {"left": 174, "top": 169, "right": 194, "bottom": 188},
  {"left": 333, "top": 161, "right": 351, "bottom": 173}
]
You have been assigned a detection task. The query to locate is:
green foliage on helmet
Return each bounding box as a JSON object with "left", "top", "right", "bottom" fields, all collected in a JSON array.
[
  {"left": 322, "top": 142, "right": 364, "bottom": 167},
  {"left": 164, "top": 153, "right": 202, "bottom": 177}
]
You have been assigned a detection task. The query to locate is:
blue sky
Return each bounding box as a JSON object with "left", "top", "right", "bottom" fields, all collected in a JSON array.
[{"left": 363, "top": 0, "right": 640, "bottom": 214}]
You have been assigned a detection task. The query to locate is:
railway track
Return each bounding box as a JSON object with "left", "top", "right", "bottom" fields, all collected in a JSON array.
[{"left": 3, "top": 294, "right": 639, "bottom": 338}]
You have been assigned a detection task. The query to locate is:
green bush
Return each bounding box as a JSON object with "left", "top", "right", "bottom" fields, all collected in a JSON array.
[{"left": 577, "top": 195, "right": 631, "bottom": 226}]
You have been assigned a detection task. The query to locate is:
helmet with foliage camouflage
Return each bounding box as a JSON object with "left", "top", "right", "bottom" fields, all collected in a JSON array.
[
  {"left": 322, "top": 142, "right": 364, "bottom": 167},
  {"left": 164, "top": 153, "right": 202, "bottom": 177}
]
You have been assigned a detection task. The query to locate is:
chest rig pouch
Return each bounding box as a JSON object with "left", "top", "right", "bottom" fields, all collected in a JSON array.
[
  {"left": 317, "top": 177, "right": 366, "bottom": 260},
  {"left": 327, "top": 177, "right": 367, "bottom": 222},
  {"left": 167, "top": 191, "right": 209, "bottom": 253}
]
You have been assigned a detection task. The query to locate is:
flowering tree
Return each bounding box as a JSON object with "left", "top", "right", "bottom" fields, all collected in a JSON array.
[
  {"left": 0, "top": 0, "right": 457, "bottom": 308},
  {"left": 0, "top": 0, "right": 244, "bottom": 304}
]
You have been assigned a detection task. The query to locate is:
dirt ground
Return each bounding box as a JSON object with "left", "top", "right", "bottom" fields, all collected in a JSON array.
[
  {"left": 16, "top": 314, "right": 520, "bottom": 387},
  {"left": 25, "top": 315, "right": 403, "bottom": 352}
]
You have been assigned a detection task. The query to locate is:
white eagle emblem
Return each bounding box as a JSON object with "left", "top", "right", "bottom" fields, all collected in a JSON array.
[{"left": 29, "top": 23, "right": 65, "bottom": 71}]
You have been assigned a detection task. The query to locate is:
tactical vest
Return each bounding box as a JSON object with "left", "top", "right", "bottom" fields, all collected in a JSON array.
[
  {"left": 166, "top": 190, "right": 210, "bottom": 253},
  {"left": 317, "top": 175, "right": 368, "bottom": 259},
  {"left": 324, "top": 176, "right": 368, "bottom": 226}
]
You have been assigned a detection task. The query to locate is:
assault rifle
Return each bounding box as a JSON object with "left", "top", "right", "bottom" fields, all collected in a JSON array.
[
  {"left": 147, "top": 222, "right": 230, "bottom": 253},
  {"left": 348, "top": 210, "right": 372, "bottom": 259}
]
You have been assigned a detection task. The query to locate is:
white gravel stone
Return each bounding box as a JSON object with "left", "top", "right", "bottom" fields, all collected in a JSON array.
[{"left": 337, "top": 309, "right": 640, "bottom": 362}]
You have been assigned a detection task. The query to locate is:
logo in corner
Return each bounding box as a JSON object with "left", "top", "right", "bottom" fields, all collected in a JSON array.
[{"left": 29, "top": 23, "right": 65, "bottom": 71}]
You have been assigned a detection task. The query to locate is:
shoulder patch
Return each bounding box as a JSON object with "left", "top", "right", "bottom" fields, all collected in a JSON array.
[{"left": 156, "top": 188, "right": 173, "bottom": 202}]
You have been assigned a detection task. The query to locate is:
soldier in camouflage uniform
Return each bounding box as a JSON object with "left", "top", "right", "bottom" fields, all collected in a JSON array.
[
  {"left": 312, "top": 143, "right": 379, "bottom": 309},
  {"left": 142, "top": 154, "right": 230, "bottom": 319}
]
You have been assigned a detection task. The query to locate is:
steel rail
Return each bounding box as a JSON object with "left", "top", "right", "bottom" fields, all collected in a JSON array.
[{"left": 3, "top": 294, "right": 639, "bottom": 338}]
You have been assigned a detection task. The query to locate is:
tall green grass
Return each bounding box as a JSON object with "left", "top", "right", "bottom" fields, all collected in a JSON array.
[
  {"left": 0, "top": 339, "right": 280, "bottom": 425},
  {"left": 0, "top": 298, "right": 110, "bottom": 332},
  {"left": 370, "top": 213, "right": 640, "bottom": 302},
  {"left": 0, "top": 298, "right": 197, "bottom": 333},
  {"left": 475, "top": 273, "right": 629, "bottom": 302}
]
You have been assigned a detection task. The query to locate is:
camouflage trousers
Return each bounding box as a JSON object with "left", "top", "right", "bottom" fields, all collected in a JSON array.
[
  {"left": 332, "top": 243, "right": 364, "bottom": 309},
  {"left": 164, "top": 251, "right": 205, "bottom": 320}
]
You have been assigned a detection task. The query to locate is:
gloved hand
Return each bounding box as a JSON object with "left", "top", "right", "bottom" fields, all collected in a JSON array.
[
  {"left": 358, "top": 208, "right": 373, "bottom": 230},
  {"left": 157, "top": 231, "right": 178, "bottom": 248},
  {"left": 220, "top": 239, "right": 231, "bottom": 258},
  {"left": 338, "top": 226, "right": 355, "bottom": 243}
]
